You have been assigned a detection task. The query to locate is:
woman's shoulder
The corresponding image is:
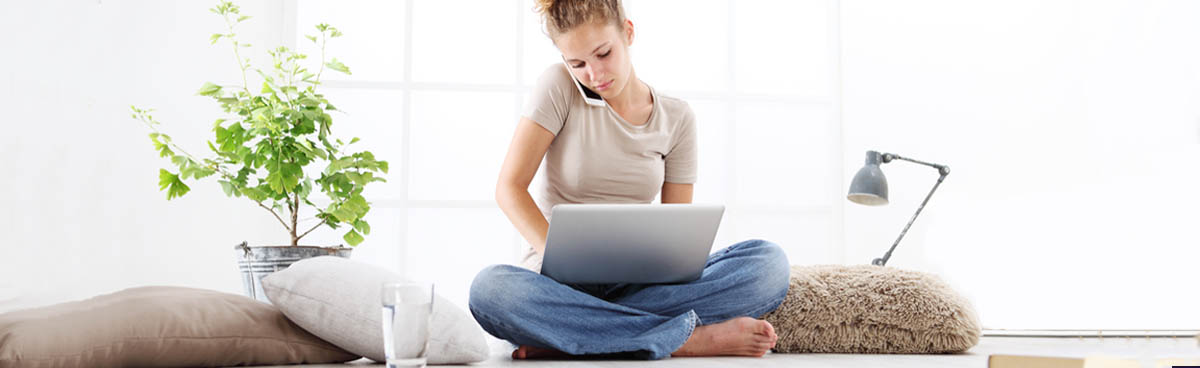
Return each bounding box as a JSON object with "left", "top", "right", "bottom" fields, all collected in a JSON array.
[{"left": 652, "top": 90, "right": 694, "bottom": 121}]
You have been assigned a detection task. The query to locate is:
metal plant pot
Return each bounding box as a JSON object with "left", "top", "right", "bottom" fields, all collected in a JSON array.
[{"left": 234, "top": 241, "right": 352, "bottom": 303}]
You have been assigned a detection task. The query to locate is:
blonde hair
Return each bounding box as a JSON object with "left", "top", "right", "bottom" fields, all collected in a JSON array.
[{"left": 533, "top": 0, "right": 627, "bottom": 40}]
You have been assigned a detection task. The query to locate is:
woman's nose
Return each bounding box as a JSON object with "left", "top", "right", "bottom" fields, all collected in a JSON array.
[{"left": 587, "top": 66, "right": 604, "bottom": 84}]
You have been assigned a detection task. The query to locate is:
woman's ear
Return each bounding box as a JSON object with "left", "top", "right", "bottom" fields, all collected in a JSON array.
[{"left": 623, "top": 19, "right": 635, "bottom": 46}]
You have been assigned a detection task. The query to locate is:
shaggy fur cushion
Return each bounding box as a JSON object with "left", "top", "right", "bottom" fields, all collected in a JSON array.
[{"left": 762, "top": 265, "right": 981, "bottom": 354}]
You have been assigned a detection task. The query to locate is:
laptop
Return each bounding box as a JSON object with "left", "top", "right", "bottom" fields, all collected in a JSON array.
[{"left": 540, "top": 204, "right": 725, "bottom": 284}]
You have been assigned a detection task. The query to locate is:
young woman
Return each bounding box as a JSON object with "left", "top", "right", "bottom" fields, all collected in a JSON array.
[{"left": 469, "top": 0, "right": 790, "bottom": 360}]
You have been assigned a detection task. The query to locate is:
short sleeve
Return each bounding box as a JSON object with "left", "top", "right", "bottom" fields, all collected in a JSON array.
[
  {"left": 664, "top": 104, "right": 698, "bottom": 184},
  {"left": 521, "top": 64, "right": 574, "bottom": 135}
]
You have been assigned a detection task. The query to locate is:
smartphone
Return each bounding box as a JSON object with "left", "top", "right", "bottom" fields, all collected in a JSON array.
[{"left": 562, "top": 61, "right": 606, "bottom": 107}]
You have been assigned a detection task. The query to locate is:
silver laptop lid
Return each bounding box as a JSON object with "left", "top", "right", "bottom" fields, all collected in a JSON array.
[{"left": 541, "top": 204, "right": 725, "bottom": 284}]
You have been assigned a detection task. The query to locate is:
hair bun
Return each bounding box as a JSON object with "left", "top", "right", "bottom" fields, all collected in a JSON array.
[
  {"left": 533, "top": 0, "right": 555, "bottom": 16},
  {"left": 533, "top": 0, "right": 626, "bottom": 39}
]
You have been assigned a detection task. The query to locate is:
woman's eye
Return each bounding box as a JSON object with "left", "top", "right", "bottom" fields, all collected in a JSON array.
[
  {"left": 571, "top": 62, "right": 585, "bottom": 68},
  {"left": 599, "top": 50, "right": 611, "bottom": 58}
]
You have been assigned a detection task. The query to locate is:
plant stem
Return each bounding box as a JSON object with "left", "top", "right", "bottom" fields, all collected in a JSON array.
[
  {"left": 258, "top": 201, "right": 292, "bottom": 233},
  {"left": 296, "top": 220, "right": 324, "bottom": 242},
  {"left": 315, "top": 31, "right": 327, "bottom": 83},
  {"left": 290, "top": 193, "right": 300, "bottom": 246},
  {"left": 222, "top": 13, "right": 250, "bottom": 95}
]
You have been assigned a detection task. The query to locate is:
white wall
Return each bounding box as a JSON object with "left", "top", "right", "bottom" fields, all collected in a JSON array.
[
  {"left": 1, "top": 0, "right": 842, "bottom": 313},
  {"left": 841, "top": 0, "right": 1200, "bottom": 329},
  {"left": 3, "top": 0, "right": 1196, "bottom": 331},
  {"left": 0, "top": 0, "right": 292, "bottom": 311}
]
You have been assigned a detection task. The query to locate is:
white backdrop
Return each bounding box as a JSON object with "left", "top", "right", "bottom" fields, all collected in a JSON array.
[
  {"left": 0, "top": 1, "right": 294, "bottom": 310},
  {"left": 841, "top": 0, "right": 1200, "bottom": 330},
  {"left": 1, "top": 0, "right": 1196, "bottom": 331}
]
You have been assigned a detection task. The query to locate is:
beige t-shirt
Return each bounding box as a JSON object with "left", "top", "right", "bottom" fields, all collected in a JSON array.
[{"left": 519, "top": 64, "right": 698, "bottom": 271}]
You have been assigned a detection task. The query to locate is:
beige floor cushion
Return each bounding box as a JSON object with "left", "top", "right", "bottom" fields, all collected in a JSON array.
[
  {"left": 762, "top": 264, "right": 981, "bottom": 354},
  {"left": 0, "top": 286, "right": 358, "bottom": 367}
]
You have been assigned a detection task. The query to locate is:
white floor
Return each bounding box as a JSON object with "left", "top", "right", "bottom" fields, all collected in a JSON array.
[{"left": 298, "top": 335, "right": 1200, "bottom": 367}]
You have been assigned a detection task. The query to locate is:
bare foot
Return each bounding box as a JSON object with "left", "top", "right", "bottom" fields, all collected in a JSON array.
[
  {"left": 512, "top": 345, "right": 569, "bottom": 359},
  {"left": 671, "top": 317, "right": 778, "bottom": 357}
]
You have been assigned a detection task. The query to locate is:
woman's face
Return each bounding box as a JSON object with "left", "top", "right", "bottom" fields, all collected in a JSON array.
[{"left": 555, "top": 20, "right": 634, "bottom": 99}]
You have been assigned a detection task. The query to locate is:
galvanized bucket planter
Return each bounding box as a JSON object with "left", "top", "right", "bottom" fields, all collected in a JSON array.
[{"left": 234, "top": 241, "right": 352, "bottom": 303}]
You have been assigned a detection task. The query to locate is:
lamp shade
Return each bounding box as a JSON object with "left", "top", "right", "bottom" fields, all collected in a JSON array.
[{"left": 847, "top": 151, "right": 889, "bottom": 206}]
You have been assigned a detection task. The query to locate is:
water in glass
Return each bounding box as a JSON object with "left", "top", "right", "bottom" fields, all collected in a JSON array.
[{"left": 381, "top": 282, "right": 433, "bottom": 368}]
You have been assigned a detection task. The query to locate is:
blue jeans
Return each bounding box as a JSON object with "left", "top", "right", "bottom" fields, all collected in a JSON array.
[{"left": 468, "top": 239, "right": 791, "bottom": 360}]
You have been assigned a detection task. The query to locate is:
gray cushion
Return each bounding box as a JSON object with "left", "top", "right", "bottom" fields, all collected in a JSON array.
[
  {"left": 261, "top": 256, "right": 489, "bottom": 364},
  {"left": 762, "top": 264, "right": 981, "bottom": 353},
  {"left": 0, "top": 286, "right": 358, "bottom": 367}
]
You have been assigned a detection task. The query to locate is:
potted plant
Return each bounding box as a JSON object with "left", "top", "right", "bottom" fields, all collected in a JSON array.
[{"left": 131, "top": 1, "right": 387, "bottom": 302}]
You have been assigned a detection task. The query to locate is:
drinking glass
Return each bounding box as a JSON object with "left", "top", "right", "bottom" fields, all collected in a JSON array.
[{"left": 381, "top": 281, "right": 434, "bottom": 368}]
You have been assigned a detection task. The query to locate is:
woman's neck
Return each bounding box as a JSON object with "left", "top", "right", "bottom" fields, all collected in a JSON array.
[{"left": 606, "top": 69, "right": 651, "bottom": 112}]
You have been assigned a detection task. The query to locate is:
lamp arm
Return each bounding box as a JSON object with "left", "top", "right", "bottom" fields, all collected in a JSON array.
[
  {"left": 872, "top": 154, "right": 950, "bottom": 266},
  {"left": 882, "top": 153, "right": 951, "bottom": 176}
]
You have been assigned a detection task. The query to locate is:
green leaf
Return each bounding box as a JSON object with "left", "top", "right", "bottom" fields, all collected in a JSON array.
[
  {"left": 331, "top": 204, "right": 357, "bottom": 223},
  {"left": 353, "top": 219, "right": 371, "bottom": 236},
  {"left": 325, "top": 58, "right": 350, "bottom": 75},
  {"left": 327, "top": 157, "right": 354, "bottom": 172},
  {"left": 305, "top": 35, "right": 317, "bottom": 43},
  {"left": 158, "top": 169, "right": 190, "bottom": 200},
  {"left": 343, "top": 229, "right": 364, "bottom": 246},
  {"left": 240, "top": 186, "right": 268, "bottom": 202},
  {"left": 282, "top": 162, "right": 302, "bottom": 191},
  {"left": 155, "top": 141, "right": 174, "bottom": 158},
  {"left": 297, "top": 178, "right": 313, "bottom": 199},
  {"left": 345, "top": 172, "right": 366, "bottom": 186},
  {"left": 298, "top": 97, "right": 320, "bottom": 107},
  {"left": 345, "top": 195, "right": 369, "bottom": 218},
  {"left": 237, "top": 15, "right": 251, "bottom": 22},
  {"left": 196, "top": 82, "right": 222, "bottom": 96},
  {"left": 305, "top": 140, "right": 327, "bottom": 160},
  {"left": 219, "top": 180, "right": 235, "bottom": 197},
  {"left": 261, "top": 81, "right": 276, "bottom": 95},
  {"left": 349, "top": 137, "right": 360, "bottom": 144},
  {"left": 192, "top": 166, "right": 216, "bottom": 179},
  {"left": 266, "top": 166, "right": 285, "bottom": 192},
  {"left": 291, "top": 141, "right": 313, "bottom": 158},
  {"left": 209, "top": 33, "right": 223, "bottom": 44}
]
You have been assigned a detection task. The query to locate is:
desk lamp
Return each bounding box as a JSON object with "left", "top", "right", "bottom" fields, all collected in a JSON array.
[{"left": 847, "top": 150, "right": 950, "bottom": 266}]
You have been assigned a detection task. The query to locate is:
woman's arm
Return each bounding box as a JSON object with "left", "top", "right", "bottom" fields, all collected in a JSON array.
[
  {"left": 496, "top": 117, "right": 557, "bottom": 255},
  {"left": 661, "top": 183, "right": 694, "bottom": 204}
]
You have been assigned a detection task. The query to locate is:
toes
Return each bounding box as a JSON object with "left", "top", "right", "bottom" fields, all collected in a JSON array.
[
  {"left": 763, "top": 320, "right": 777, "bottom": 338},
  {"left": 755, "top": 342, "right": 773, "bottom": 354},
  {"left": 756, "top": 320, "right": 778, "bottom": 341}
]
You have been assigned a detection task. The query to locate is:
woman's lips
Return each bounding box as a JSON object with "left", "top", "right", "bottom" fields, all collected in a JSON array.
[{"left": 595, "top": 80, "right": 614, "bottom": 91}]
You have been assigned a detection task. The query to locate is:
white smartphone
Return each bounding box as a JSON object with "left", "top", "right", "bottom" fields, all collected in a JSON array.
[{"left": 562, "top": 61, "right": 606, "bottom": 107}]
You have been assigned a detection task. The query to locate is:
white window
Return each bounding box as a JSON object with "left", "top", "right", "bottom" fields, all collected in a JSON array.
[{"left": 297, "top": 0, "right": 838, "bottom": 313}]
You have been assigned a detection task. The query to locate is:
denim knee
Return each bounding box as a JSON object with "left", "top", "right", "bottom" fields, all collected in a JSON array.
[
  {"left": 743, "top": 240, "right": 792, "bottom": 308},
  {"left": 469, "top": 264, "right": 525, "bottom": 314}
]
